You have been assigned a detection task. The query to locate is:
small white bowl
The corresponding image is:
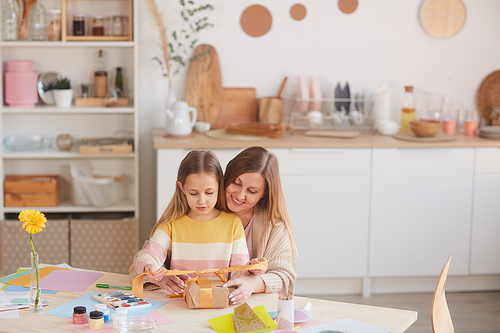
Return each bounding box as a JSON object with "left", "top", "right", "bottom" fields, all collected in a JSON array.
[
  {"left": 194, "top": 121, "right": 211, "bottom": 133},
  {"left": 307, "top": 111, "right": 323, "bottom": 127},
  {"left": 377, "top": 120, "right": 400, "bottom": 136}
]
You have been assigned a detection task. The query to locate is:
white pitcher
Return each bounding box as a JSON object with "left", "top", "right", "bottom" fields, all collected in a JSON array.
[{"left": 165, "top": 100, "right": 198, "bottom": 136}]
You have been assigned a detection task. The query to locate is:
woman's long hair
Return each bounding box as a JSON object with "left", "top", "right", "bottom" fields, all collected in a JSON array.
[
  {"left": 224, "top": 146, "right": 297, "bottom": 264},
  {"left": 150, "top": 150, "right": 226, "bottom": 238}
]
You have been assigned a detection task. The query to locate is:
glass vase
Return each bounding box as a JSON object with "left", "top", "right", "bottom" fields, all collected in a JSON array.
[
  {"left": 29, "top": 252, "right": 43, "bottom": 313},
  {"left": 1, "top": 0, "right": 19, "bottom": 41},
  {"left": 27, "top": 0, "right": 47, "bottom": 41}
]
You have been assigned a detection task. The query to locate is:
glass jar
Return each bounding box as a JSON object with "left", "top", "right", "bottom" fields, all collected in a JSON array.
[
  {"left": 1, "top": 0, "right": 19, "bottom": 41},
  {"left": 400, "top": 86, "right": 415, "bottom": 132},
  {"left": 27, "top": 0, "right": 47, "bottom": 41},
  {"left": 73, "top": 14, "right": 85, "bottom": 36},
  {"left": 92, "top": 16, "right": 105, "bottom": 36},
  {"left": 47, "top": 9, "right": 61, "bottom": 41},
  {"left": 112, "top": 16, "right": 123, "bottom": 36}
]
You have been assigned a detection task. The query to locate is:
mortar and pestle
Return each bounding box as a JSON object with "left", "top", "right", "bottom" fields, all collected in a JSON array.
[{"left": 258, "top": 77, "right": 288, "bottom": 124}]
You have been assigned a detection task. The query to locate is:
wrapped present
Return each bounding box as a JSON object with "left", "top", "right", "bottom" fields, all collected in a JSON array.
[
  {"left": 132, "top": 261, "right": 267, "bottom": 309},
  {"left": 184, "top": 276, "right": 233, "bottom": 309}
]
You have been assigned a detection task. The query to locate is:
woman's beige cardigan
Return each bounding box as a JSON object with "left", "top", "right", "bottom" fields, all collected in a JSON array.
[{"left": 129, "top": 205, "right": 296, "bottom": 294}]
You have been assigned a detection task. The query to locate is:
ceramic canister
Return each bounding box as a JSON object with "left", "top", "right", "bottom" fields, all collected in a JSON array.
[{"left": 5, "top": 60, "right": 38, "bottom": 107}]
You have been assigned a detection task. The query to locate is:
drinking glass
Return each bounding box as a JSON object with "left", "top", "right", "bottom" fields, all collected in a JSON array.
[
  {"left": 464, "top": 109, "right": 479, "bottom": 136},
  {"left": 442, "top": 109, "right": 458, "bottom": 135}
]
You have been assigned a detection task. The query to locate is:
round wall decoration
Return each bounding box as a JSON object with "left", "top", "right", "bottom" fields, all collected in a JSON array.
[
  {"left": 338, "top": 0, "right": 358, "bottom": 14},
  {"left": 240, "top": 5, "right": 273, "bottom": 37},
  {"left": 290, "top": 4, "right": 307, "bottom": 21},
  {"left": 419, "top": 0, "right": 466, "bottom": 38}
]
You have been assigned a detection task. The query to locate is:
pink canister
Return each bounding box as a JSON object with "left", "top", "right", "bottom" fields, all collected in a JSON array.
[{"left": 5, "top": 60, "right": 38, "bottom": 108}]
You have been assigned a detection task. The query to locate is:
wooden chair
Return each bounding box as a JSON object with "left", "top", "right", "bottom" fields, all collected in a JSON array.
[{"left": 431, "top": 254, "right": 454, "bottom": 333}]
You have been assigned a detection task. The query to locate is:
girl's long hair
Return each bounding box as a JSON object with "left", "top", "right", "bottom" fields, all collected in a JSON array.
[
  {"left": 150, "top": 150, "right": 226, "bottom": 238},
  {"left": 224, "top": 146, "right": 297, "bottom": 264}
]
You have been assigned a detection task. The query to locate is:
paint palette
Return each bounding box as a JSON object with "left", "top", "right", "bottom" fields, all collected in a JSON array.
[
  {"left": 92, "top": 291, "right": 151, "bottom": 309},
  {"left": 268, "top": 308, "right": 312, "bottom": 323}
]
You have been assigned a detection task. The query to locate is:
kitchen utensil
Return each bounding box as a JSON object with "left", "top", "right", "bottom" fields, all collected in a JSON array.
[
  {"left": 258, "top": 77, "right": 287, "bottom": 124},
  {"left": 334, "top": 82, "right": 342, "bottom": 112},
  {"left": 409, "top": 119, "right": 442, "bottom": 137},
  {"left": 392, "top": 131, "right": 457, "bottom": 143},
  {"left": 226, "top": 123, "right": 286, "bottom": 138},
  {"left": 205, "top": 129, "right": 262, "bottom": 141},
  {"left": 309, "top": 76, "right": 321, "bottom": 111},
  {"left": 477, "top": 69, "right": 500, "bottom": 122},
  {"left": 377, "top": 120, "right": 400, "bottom": 136},
  {"left": 194, "top": 121, "right": 211, "bottom": 133},
  {"left": 165, "top": 100, "right": 198, "bottom": 136},
  {"left": 185, "top": 44, "right": 223, "bottom": 126},
  {"left": 306, "top": 111, "right": 323, "bottom": 127},
  {"left": 297, "top": 75, "right": 309, "bottom": 113},
  {"left": 19, "top": 0, "right": 36, "bottom": 40},
  {"left": 304, "top": 130, "right": 360, "bottom": 139},
  {"left": 38, "top": 71, "right": 61, "bottom": 105},
  {"left": 213, "top": 88, "right": 257, "bottom": 129},
  {"left": 343, "top": 82, "right": 351, "bottom": 114}
]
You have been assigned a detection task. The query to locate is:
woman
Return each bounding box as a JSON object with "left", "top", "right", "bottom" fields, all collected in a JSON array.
[
  {"left": 129, "top": 147, "right": 297, "bottom": 303},
  {"left": 222, "top": 146, "right": 297, "bottom": 304}
]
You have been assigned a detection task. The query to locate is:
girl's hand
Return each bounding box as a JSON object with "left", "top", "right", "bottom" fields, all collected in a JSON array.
[
  {"left": 157, "top": 275, "right": 190, "bottom": 295},
  {"left": 223, "top": 274, "right": 266, "bottom": 305},
  {"left": 143, "top": 265, "right": 166, "bottom": 283},
  {"left": 248, "top": 257, "right": 267, "bottom": 275}
]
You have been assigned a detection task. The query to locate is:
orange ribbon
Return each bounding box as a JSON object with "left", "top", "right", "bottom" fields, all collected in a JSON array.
[{"left": 132, "top": 261, "right": 267, "bottom": 301}]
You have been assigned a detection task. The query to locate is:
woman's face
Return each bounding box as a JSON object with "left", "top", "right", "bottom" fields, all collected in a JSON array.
[{"left": 225, "top": 172, "right": 266, "bottom": 215}]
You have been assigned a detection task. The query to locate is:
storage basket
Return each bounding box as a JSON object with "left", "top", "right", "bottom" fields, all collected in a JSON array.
[{"left": 70, "top": 162, "right": 123, "bottom": 207}]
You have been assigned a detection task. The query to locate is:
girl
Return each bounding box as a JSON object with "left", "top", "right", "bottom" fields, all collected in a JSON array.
[{"left": 133, "top": 150, "right": 249, "bottom": 294}]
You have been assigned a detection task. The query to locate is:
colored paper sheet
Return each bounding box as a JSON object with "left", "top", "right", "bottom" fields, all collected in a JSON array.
[
  {"left": 65, "top": 318, "right": 116, "bottom": 333},
  {"left": 5, "top": 266, "right": 69, "bottom": 287},
  {"left": 297, "top": 318, "right": 390, "bottom": 333},
  {"left": 46, "top": 292, "right": 167, "bottom": 318},
  {"left": 208, "top": 305, "right": 277, "bottom": 333},
  {"left": 0, "top": 271, "right": 30, "bottom": 284},
  {"left": 15, "top": 269, "right": 30, "bottom": 274},
  {"left": 145, "top": 309, "right": 176, "bottom": 325},
  {"left": 0, "top": 291, "right": 49, "bottom": 311},
  {"left": 39, "top": 270, "right": 103, "bottom": 292},
  {"left": 3, "top": 284, "right": 59, "bottom": 294},
  {"left": 0, "top": 309, "right": 19, "bottom": 318}
]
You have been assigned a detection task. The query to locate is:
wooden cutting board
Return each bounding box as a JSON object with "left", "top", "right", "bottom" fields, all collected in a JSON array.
[
  {"left": 185, "top": 44, "right": 223, "bottom": 126},
  {"left": 213, "top": 88, "right": 257, "bottom": 129},
  {"left": 304, "top": 130, "right": 361, "bottom": 139}
]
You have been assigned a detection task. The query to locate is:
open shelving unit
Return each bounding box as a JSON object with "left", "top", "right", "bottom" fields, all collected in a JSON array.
[{"left": 0, "top": 0, "right": 139, "bottom": 275}]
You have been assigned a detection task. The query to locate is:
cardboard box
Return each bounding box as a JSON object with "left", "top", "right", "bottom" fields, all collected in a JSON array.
[
  {"left": 79, "top": 137, "right": 133, "bottom": 154},
  {"left": 4, "top": 175, "right": 59, "bottom": 207},
  {"left": 184, "top": 277, "right": 234, "bottom": 309}
]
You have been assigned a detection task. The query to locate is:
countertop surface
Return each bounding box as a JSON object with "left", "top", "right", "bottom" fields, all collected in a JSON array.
[{"left": 153, "top": 128, "right": 500, "bottom": 149}]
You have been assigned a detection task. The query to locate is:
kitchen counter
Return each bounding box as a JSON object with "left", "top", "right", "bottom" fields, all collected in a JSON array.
[{"left": 153, "top": 128, "right": 500, "bottom": 149}]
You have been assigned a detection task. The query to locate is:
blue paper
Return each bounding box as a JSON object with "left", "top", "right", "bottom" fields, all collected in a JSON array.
[
  {"left": 45, "top": 292, "right": 167, "bottom": 318},
  {"left": 4, "top": 284, "right": 59, "bottom": 294}
]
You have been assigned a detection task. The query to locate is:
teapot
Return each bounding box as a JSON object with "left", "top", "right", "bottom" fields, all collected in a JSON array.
[{"left": 165, "top": 100, "right": 198, "bottom": 136}]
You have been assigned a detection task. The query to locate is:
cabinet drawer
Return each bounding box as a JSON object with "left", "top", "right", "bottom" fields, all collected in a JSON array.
[
  {"left": 272, "top": 148, "right": 371, "bottom": 175},
  {"left": 475, "top": 147, "right": 500, "bottom": 174},
  {"left": 70, "top": 218, "right": 137, "bottom": 274},
  {"left": 1, "top": 219, "right": 69, "bottom": 276}
]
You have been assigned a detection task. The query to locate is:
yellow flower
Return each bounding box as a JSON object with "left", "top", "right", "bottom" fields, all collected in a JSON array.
[{"left": 18, "top": 210, "right": 47, "bottom": 234}]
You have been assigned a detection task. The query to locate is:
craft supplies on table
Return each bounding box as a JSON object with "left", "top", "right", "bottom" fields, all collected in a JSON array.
[
  {"left": 277, "top": 291, "right": 294, "bottom": 330},
  {"left": 96, "top": 283, "right": 132, "bottom": 290},
  {"left": 92, "top": 291, "right": 151, "bottom": 309}
]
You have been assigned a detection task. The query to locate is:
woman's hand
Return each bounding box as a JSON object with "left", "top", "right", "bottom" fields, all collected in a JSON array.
[
  {"left": 157, "top": 274, "right": 190, "bottom": 295},
  {"left": 223, "top": 274, "right": 266, "bottom": 305},
  {"left": 248, "top": 257, "right": 267, "bottom": 275}
]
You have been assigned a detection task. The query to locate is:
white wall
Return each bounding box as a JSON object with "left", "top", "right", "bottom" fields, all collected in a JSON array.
[{"left": 137, "top": 0, "right": 500, "bottom": 244}]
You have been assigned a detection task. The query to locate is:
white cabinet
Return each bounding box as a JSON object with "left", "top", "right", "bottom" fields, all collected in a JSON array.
[
  {"left": 470, "top": 148, "right": 500, "bottom": 274},
  {"left": 275, "top": 149, "right": 371, "bottom": 278},
  {"left": 0, "top": 1, "right": 139, "bottom": 267},
  {"left": 157, "top": 148, "right": 371, "bottom": 279},
  {"left": 370, "top": 148, "right": 474, "bottom": 277}
]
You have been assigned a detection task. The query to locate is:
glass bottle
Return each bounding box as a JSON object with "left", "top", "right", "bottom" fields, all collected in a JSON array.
[
  {"left": 94, "top": 50, "right": 108, "bottom": 97},
  {"left": 2, "top": 0, "right": 19, "bottom": 41},
  {"left": 401, "top": 86, "right": 415, "bottom": 132},
  {"left": 46, "top": 8, "right": 61, "bottom": 41},
  {"left": 27, "top": 0, "right": 47, "bottom": 41},
  {"left": 115, "top": 67, "right": 124, "bottom": 97}
]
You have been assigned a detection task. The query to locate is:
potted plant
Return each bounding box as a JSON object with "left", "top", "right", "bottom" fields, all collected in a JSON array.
[{"left": 52, "top": 76, "right": 73, "bottom": 107}]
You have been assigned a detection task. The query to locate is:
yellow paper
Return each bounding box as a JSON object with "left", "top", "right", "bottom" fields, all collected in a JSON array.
[
  {"left": 6, "top": 266, "right": 69, "bottom": 287},
  {"left": 208, "top": 305, "right": 277, "bottom": 333}
]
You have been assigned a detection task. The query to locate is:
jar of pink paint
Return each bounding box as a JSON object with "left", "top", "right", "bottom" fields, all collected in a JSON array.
[{"left": 5, "top": 60, "right": 38, "bottom": 107}]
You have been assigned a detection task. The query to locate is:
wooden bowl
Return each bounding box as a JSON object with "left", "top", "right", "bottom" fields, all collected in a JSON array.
[{"left": 409, "top": 119, "right": 442, "bottom": 137}]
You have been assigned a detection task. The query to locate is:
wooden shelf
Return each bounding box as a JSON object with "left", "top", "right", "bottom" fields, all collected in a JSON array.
[
  {"left": 1, "top": 106, "right": 134, "bottom": 114},
  {"left": 3, "top": 198, "right": 136, "bottom": 213},
  {"left": 2, "top": 152, "right": 135, "bottom": 159},
  {"left": 65, "top": 36, "right": 131, "bottom": 42},
  {"left": 0, "top": 41, "right": 134, "bottom": 47}
]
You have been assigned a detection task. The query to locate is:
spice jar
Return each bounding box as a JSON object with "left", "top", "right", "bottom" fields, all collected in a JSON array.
[
  {"left": 92, "top": 16, "right": 104, "bottom": 36},
  {"left": 47, "top": 9, "right": 61, "bottom": 41},
  {"left": 112, "top": 16, "right": 123, "bottom": 36},
  {"left": 73, "top": 14, "right": 85, "bottom": 36}
]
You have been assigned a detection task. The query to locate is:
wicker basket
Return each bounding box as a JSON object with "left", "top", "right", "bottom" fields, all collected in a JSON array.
[{"left": 409, "top": 120, "right": 442, "bottom": 137}]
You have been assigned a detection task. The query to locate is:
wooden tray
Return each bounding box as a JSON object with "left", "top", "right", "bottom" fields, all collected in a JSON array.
[
  {"left": 304, "top": 130, "right": 360, "bottom": 139},
  {"left": 205, "top": 129, "right": 262, "bottom": 141},
  {"left": 226, "top": 123, "right": 286, "bottom": 138},
  {"left": 392, "top": 131, "right": 457, "bottom": 143}
]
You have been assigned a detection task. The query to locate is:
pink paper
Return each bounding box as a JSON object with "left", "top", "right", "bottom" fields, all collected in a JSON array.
[
  {"left": 146, "top": 309, "right": 176, "bottom": 325},
  {"left": 40, "top": 270, "right": 103, "bottom": 292},
  {"left": 65, "top": 318, "right": 115, "bottom": 333}
]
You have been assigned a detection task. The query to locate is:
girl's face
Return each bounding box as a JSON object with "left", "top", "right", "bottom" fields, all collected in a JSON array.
[
  {"left": 178, "top": 172, "right": 219, "bottom": 221},
  {"left": 225, "top": 172, "right": 266, "bottom": 216}
]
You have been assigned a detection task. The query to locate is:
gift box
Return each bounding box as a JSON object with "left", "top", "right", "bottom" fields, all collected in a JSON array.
[{"left": 184, "top": 277, "right": 234, "bottom": 309}]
